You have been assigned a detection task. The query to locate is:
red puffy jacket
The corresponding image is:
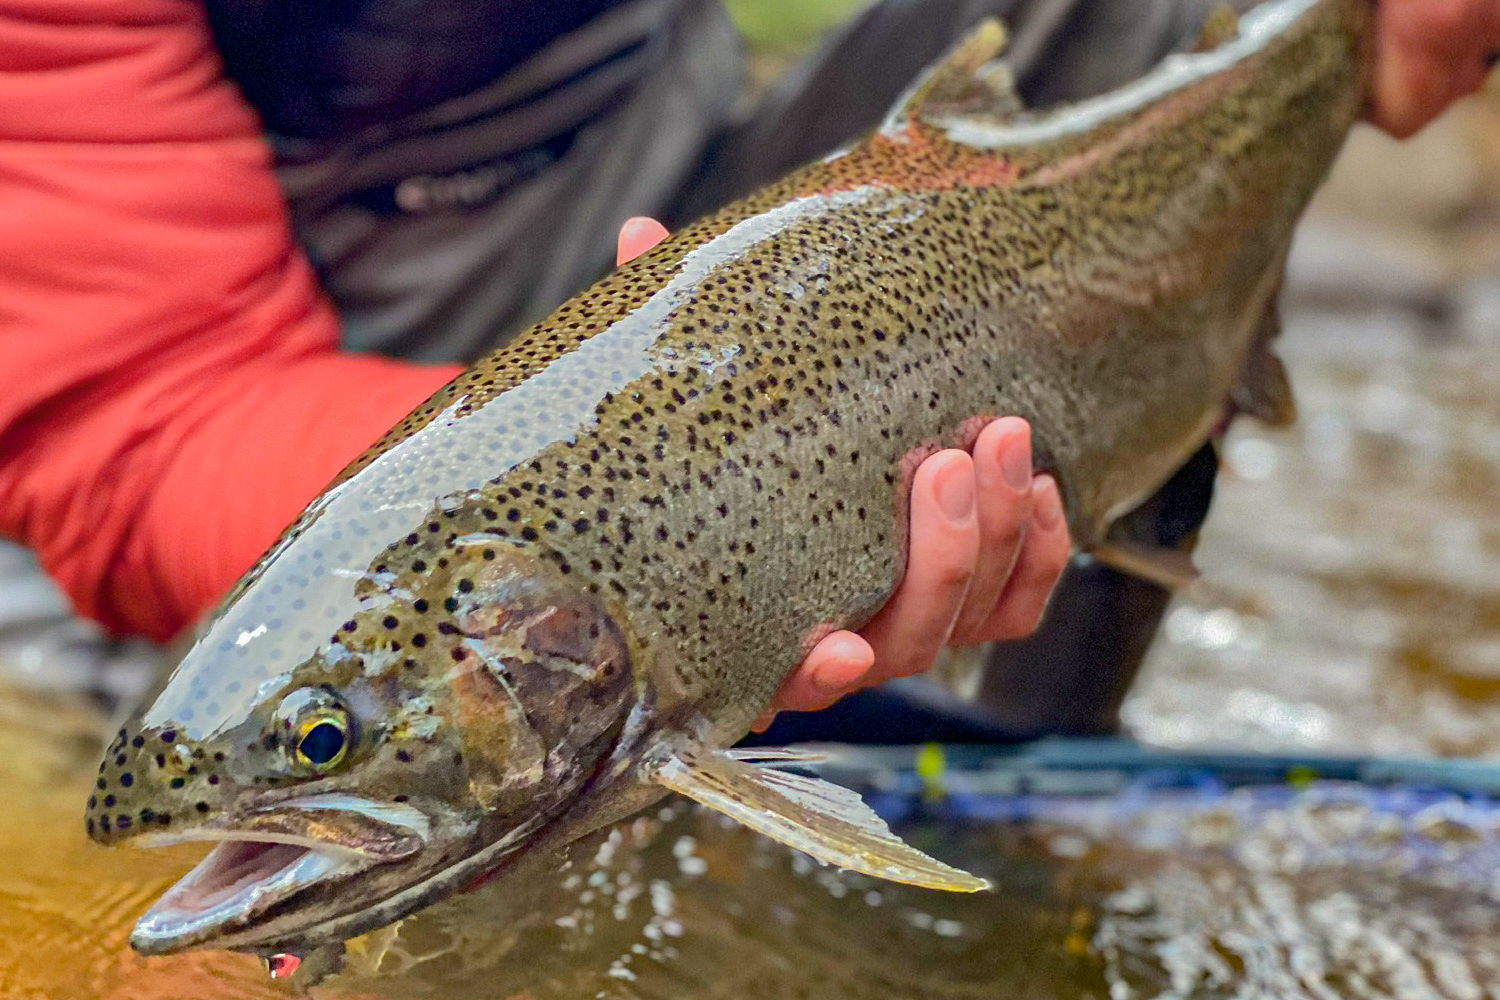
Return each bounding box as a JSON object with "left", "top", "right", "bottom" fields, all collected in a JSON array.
[{"left": 0, "top": 0, "right": 461, "bottom": 640}]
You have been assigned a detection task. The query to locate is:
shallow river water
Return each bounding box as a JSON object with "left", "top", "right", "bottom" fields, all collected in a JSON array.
[{"left": 9, "top": 684, "right": 1500, "bottom": 1000}]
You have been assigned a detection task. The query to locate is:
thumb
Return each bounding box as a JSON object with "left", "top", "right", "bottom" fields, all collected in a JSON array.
[{"left": 616, "top": 217, "right": 671, "bottom": 266}]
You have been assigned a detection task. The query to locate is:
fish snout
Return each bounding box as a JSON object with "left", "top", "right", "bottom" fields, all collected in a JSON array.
[{"left": 86, "top": 723, "right": 233, "bottom": 843}]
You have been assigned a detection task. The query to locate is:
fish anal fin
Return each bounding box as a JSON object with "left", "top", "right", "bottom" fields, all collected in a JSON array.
[
  {"left": 888, "top": 19, "right": 1023, "bottom": 127},
  {"left": 1090, "top": 541, "right": 1201, "bottom": 591},
  {"left": 1192, "top": 4, "right": 1242, "bottom": 53},
  {"left": 1233, "top": 343, "right": 1297, "bottom": 427},
  {"left": 653, "top": 747, "right": 989, "bottom": 893}
]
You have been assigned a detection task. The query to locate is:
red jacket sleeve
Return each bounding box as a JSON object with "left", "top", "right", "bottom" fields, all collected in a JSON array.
[{"left": 0, "top": 0, "right": 463, "bottom": 641}]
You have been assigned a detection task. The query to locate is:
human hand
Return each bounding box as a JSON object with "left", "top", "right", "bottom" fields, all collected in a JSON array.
[
  {"left": 1369, "top": 0, "right": 1500, "bottom": 138},
  {"left": 615, "top": 218, "right": 1074, "bottom": 729}
]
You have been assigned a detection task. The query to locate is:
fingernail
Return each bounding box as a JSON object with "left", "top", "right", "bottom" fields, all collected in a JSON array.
[
  {"left": 935, "top": 456, "right": 975, "bottom": 522},
  {"left": 998, "top": 423, "right": 1032, "bottom": 492},
  {"left": 1034, "top": 476, "right": 1063, "bottom": 530},
  {"left": 813, "top": 635, "right": 873, "bottom": 692}
]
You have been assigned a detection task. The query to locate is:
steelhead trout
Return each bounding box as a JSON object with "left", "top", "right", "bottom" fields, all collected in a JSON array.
[{"left": 88, "top": 0, "right": 1372, "bottom": 958}]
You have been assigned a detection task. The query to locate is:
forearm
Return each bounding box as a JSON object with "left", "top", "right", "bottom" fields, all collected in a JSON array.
[
  {"left": 1, "top": 346, "right": 455, "bottom": 642},
  {"left": 0, "top": 0, "right": 460, "bottom": 640}
]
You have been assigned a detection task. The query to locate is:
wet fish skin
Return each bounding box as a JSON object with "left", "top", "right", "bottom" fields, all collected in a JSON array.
[{"left": 87, "top": 0, "right": 1373, "bottom": 956}]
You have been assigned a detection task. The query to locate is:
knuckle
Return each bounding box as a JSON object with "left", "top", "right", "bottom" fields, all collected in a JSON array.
[
  {"left": 931, "top": 561, "right": 976, "bottom": 590},
  {"left": 988, "top": 523, "right": 1027, "bottom": 557}
]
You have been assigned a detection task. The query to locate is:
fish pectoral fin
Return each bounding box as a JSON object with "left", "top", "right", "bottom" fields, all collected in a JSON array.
[
  {"left": 888, "top": 19, "right": 1024, "bottom": 127},
  {"left": 1191, "top": 4, "right": 1242, "bottom": 53},
  {"left": 1089, "top": 541, "right": 1201, "bottom": 591},
  {"left": 652, "top": 746, "right": 989, "bottom": 893},
  {"left": 1233, "top": 344, "right": 1298, "bottom": 427}
]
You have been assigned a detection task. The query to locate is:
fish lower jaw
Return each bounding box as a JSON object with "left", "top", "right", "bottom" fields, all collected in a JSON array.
[
  {"left": 132, "top": 839, "right": 367, "bottom": 955},
  {"left": 129, "top": 794, "right": 439, "bottom": 955}
]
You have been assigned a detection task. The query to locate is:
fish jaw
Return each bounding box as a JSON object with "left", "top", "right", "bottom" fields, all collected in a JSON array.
[
  {"left": 128, "top": 794, "right": 444, "bottom": 955},
  {"left": 195, "top": 701, "right": 667, "bottom": 957}
]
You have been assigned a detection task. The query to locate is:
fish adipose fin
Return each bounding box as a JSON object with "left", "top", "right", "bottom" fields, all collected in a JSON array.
[
  {"left": 653, "top": 746, "right": 990, "bottom": 892},
  {"left": 888, "top": 19, "right": 1025, "bottom": 127}
]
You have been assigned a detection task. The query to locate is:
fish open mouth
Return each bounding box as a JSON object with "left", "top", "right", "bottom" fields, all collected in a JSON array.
[{"left": 130, "top": 796, "right": 431, "bottom": 955}]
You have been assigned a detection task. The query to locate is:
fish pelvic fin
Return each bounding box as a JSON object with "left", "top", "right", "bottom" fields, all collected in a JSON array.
[
  {"left": 652, "top": 746, "right": 990, "bottom": 893},
  {"left": 885, "top": 19, "right": 1023, "bottom": 131},
  {"left": 1090, "top": 541, "right": 1201, "bottom": 592},
  {"left": 1090, "top": 542, "right": 1267, "bottom": 617}
]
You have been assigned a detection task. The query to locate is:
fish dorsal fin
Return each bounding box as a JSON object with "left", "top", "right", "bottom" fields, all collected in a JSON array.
[
  {"left": 653, "top": 746, "right": 989, "bottom": 892},
  {"left": 887, "top": 19, "right": 1023, "bottom": 129},
  {"left": 1191, "top": 4, "right": 1242, "bottom": 53}
]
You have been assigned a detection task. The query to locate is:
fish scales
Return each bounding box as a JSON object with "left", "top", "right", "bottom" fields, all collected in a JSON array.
[{"left": 87, "top": 0, "right": 1373, "bottom": 959}]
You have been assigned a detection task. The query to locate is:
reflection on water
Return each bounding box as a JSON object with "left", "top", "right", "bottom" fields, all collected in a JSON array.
[{"left": 8, "top": 681, "right": 1500, "bottom": 1000}]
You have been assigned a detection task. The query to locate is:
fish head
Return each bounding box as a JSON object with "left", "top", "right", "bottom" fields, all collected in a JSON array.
[{"left": 87, "top": 534, "right": 638, "bottom": 955}]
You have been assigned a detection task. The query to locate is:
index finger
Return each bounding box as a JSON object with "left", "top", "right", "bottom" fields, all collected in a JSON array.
[{"left": 1369, "top": 0, "right": 1500, "bottom": 137}]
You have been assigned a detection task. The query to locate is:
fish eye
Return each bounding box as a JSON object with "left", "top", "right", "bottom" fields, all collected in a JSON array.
[{"left": 294, "top": 711, "right": 349, "bottom": 769}]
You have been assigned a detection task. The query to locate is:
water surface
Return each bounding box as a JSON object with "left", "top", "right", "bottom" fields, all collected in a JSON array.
[{"left": 9, "top": 683, "right": 1500, "bottom": 1000}]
